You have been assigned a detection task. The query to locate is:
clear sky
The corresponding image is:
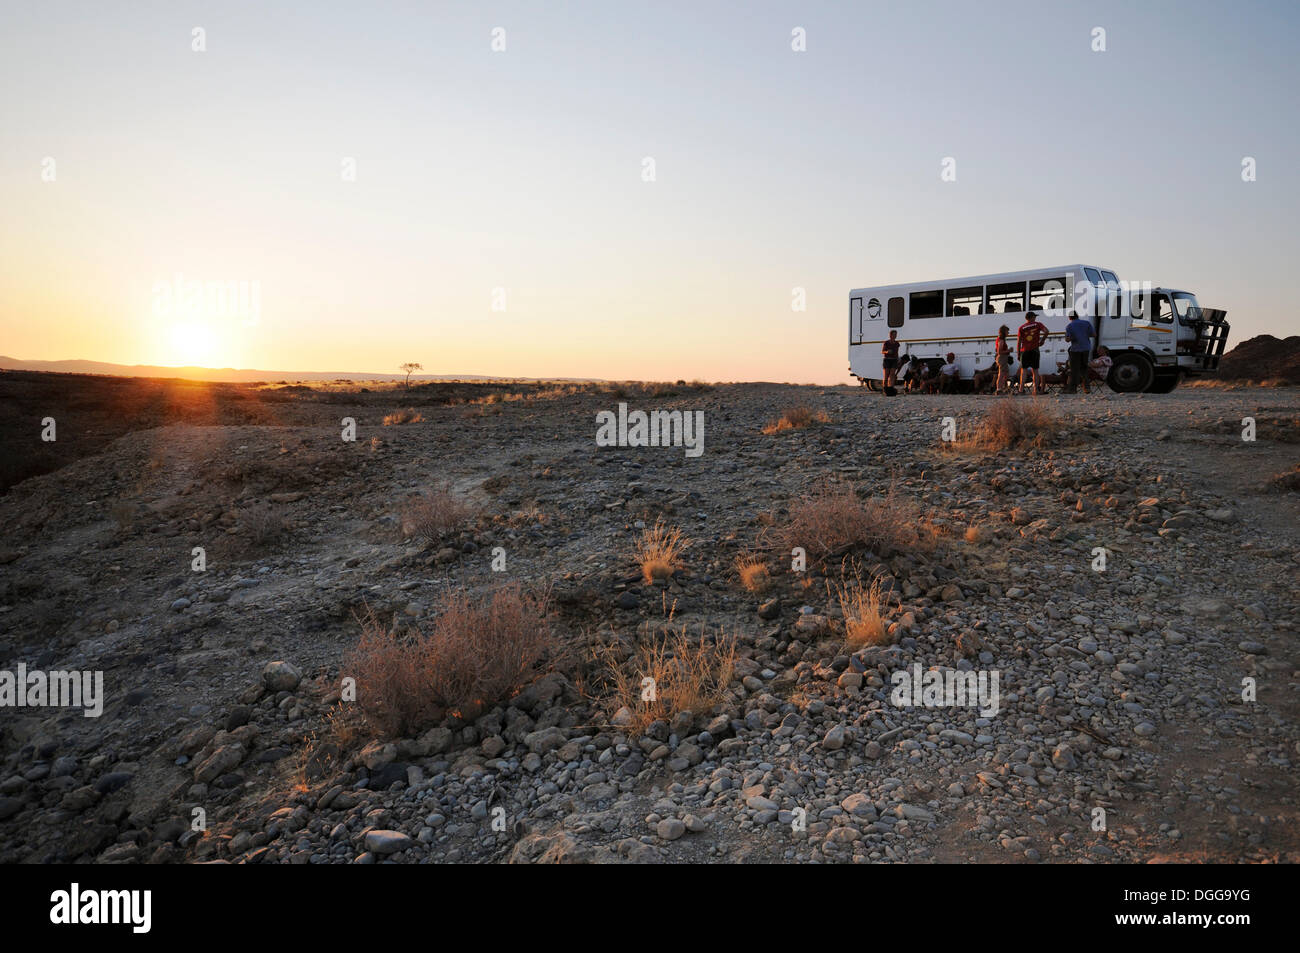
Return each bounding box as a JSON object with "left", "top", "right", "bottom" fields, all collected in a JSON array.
[{"left": 1, "top": 0, "right": 1295, "bottom": 383}]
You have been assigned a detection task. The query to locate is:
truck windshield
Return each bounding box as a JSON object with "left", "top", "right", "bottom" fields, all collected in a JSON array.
[{"left": 1171, "top": 292, "right": 1202, "bottom": 324}]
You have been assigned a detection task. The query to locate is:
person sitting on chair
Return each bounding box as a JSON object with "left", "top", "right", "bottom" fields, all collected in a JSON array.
[
  {"left": 1088, "top": 345, "right": 1113, "bottom": 385},
  {"left": 938, "top": 352, "right": 961, "bottom": 393}
]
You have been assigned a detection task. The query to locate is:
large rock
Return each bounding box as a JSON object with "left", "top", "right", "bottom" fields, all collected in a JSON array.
[
  {"left": 193, "top": 744, "right": 245, "bottom": 784},
  {"left": 524, "top": 727, "right": 566, "bottom": 755},
  {"left": 364, "top": 829, "right": 413, "bottom": 854},
  {"left": 261, "top": 661, "right": 302, "bottom": 692},
  {"left": 508, "top": 830, "right": 592, "bottom": 864},
  {"left": 418, "top": 725, "right": 454, "bottom": 755}
]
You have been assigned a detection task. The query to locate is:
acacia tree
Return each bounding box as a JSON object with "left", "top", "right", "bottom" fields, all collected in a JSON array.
[{"left": 400, "top": 362, "right": 422, "bottom": 390}]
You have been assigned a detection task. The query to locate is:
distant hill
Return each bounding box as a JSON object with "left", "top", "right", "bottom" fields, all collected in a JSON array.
[
  {"left": 1217, "top": 335, "right": 1300, "bottom": 383},
  {"left": 0, "top": 356, "right": 595, "bottom": 384}
]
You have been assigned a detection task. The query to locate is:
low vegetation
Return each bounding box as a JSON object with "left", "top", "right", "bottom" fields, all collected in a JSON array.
[
  {"left": 401, "top": 483, "right": 475, "bottom": 542},
  {"left": 636, "top": 519, "right": 688, "bottom": 582},
  {"left": 957, "top": 400, "right": 1060, "bottom": 451},
  {"left": 347, "top": 584, "right": 553, "bottom": 737},
  {"left": 597, "top": 627, "right": 736, "bottom": 736},
  {"left": 383, "top": 407, "right": 424, "bottom": 425},
  {"left": 835, "top": 572, "right": 896, "bottom": 648},
  {"left": 762, "top": 405, "right": 830, "bottom": 435},
  {"left": 777, "top": 482, "right": 936, "bottom": 559},
  {"left": 238, "top": 503, "right": 287, "bottom": 551},
  {"left": 734, "top": 553, "right": 771, "bottom": 593}
]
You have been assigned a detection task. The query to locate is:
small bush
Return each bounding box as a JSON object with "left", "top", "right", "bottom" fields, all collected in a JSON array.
[
  {"left": 347, "top": 584, "right": 552, "bottom": 737},
  {"left": 734, "top": 553, "right": 771, "bottom": 593},
  {"left": 383, "top": 408, "right": 424, "bottom": 426},
  {"left": 401, "top": 483, "right": 475, "bottom": 542},
  {"left": 599, "top": 628, "right": 735, "bottom": 736},
  {"left": 762, "top": 405, "right": 830, "bottom": 435},
  {"left": 836, "top": 574, "right": 896, "bottom": 648},
  {"left": 239, "top": 503, "right": 286, "bottom": 551},
  {"left": 636, "top": 520, "right": 688, "bottom": 582},
  {"left": 959, "top": 401, "right": 1059, "bottom": 451},
  {"left": 778, "top": 482, "right": 935, "bottom": 559}
]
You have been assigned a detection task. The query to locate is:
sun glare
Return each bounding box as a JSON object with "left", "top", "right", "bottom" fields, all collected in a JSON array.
[{"left": 167, "top": 321, "right": 217, "bottom": 367}]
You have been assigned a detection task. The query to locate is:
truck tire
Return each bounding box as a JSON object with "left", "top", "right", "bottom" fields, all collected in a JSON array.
[{"left": 1108, "top": 353, "right": 1155, "bottom": 393}]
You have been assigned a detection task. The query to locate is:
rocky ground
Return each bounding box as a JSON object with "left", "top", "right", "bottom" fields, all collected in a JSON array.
[{"left": 0, "top": 377, "right": 1297, "bottom": 864}]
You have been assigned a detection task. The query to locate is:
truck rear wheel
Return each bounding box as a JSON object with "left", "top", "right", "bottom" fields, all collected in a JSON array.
[{"left": 1108, "top": 353, "right": 1154, "bottom": 393}]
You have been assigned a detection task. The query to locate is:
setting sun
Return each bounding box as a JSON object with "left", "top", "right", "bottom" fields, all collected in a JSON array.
[{"left": 165, "top": 320, "right": 218, "bottom": 367}]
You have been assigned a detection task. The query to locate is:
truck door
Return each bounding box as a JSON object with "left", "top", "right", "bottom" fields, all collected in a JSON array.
[
  {"left": 850, "top": 296, "right": 864, "bottom": 345},
  {"left": 1147, "top": 293, "right": 1176, "bottom": 358}
]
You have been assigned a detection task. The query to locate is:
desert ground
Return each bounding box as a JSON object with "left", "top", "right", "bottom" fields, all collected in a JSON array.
[{"left": 0, "top": 370, "right": 1297, "bottom": 864}]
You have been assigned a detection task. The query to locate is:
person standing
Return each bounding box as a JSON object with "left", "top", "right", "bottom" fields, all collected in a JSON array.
[
  {"left": 1016, "top": 310, "right": 1049, "bottom": 395},
  {"left": 994, "top": 325, "right": 1013, "bottom": 395},
  {"left": 881, "top": 330, "right": 900, "bottom": 391},
  {"left": 1064, "top": 311, "right": 1095, "bottom": 394}
]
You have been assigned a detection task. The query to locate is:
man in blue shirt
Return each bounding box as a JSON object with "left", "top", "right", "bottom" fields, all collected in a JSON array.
[{"left": 1063, "top": 312, "right": 1095, "bottom": 394}]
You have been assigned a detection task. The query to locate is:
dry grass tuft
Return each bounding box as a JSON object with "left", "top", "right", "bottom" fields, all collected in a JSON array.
[
  {"left": 778, "top": 482, "right": 936, "bottom": 559},
  {"left": 957, "top": 400, "right": 1060, "bottom": 451},
  {"left": 346, "top": 585, "right": 553, "bottom": 737},
  {"left": 734, "top": 553, "right": 771, "bottom": 593},
  {"left": 636, "top": 519, "right": 688, "bottom": 582},
  {"left": 836, "top": 573, "right": 897, "bottom": 648},
  {"left": 762, "top": 405, "right": 830, "bottom": 435},
  {"left": 383, "top": 407, "right": 424, "bottom": 426},
  {"left": 597, "top": 627, "right": 736, "bottom": 736},
  {"left": 401, "top": 483, "right": 475, "bottom": 542}
]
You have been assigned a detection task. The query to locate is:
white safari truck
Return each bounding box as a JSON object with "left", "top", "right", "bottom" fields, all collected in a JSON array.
[{"left": 848, "top": 265, "right": 1229, "bottom": 393}]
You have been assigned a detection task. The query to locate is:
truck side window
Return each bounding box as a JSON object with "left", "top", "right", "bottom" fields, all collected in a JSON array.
[
  {"left": 887, "top": 296, "right": 904, "bottom": 328},
  {"left": 1152, "top": 295, "right": 1173, "bottom": 323}
]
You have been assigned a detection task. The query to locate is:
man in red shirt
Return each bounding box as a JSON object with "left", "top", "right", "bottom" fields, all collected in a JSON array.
[{"left": 1016, "top": 311, "right": 1049, "bottom": 395}]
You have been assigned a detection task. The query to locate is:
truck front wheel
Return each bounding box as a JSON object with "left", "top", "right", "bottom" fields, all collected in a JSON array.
[{"left": 1108, "top": 353, "right": 1155, "bottom": 393}]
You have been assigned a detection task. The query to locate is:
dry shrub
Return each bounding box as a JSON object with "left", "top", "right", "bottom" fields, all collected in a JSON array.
[
  {"left": 762, "top": 405, "right": 830, "bottom": 435},
  {"left": 599, "top": 628, "right": 736, "bottom": 736},
  {"left": 346, "top": 585, "right": 553, "bottom": 737},
  {"left": 383, "top": 407, "right": 424, "bottom": 425},
  {"left": 636, "top": 520, "right": 688, "bottom": 582},
  {"left": 734, "top": 553, "right": 771, "bottom": 593},
  {"left": 778, "top": 482, "right": 935, "bottom": 559},
  {"left": 239, "top": 503, "right": 286, "bottom": 550},
  {"left": 959, "top": 400, "right": 1060, "bottom": 451},
  {"left": 836, "top": 573, "right": 896, "bottom": 648},
  {"left": 401, "top": 483, "right": 475, "bottom": 542}
]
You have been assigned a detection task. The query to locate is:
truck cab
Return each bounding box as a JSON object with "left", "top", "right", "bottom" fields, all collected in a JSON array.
[{"left": 1105, "top": 286, "right": 1230, "bottom": 392}]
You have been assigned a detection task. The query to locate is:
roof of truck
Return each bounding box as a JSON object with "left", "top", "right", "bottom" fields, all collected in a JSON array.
[{"left": 850, "top": 265, "right": 1114, "bottom": 297}]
